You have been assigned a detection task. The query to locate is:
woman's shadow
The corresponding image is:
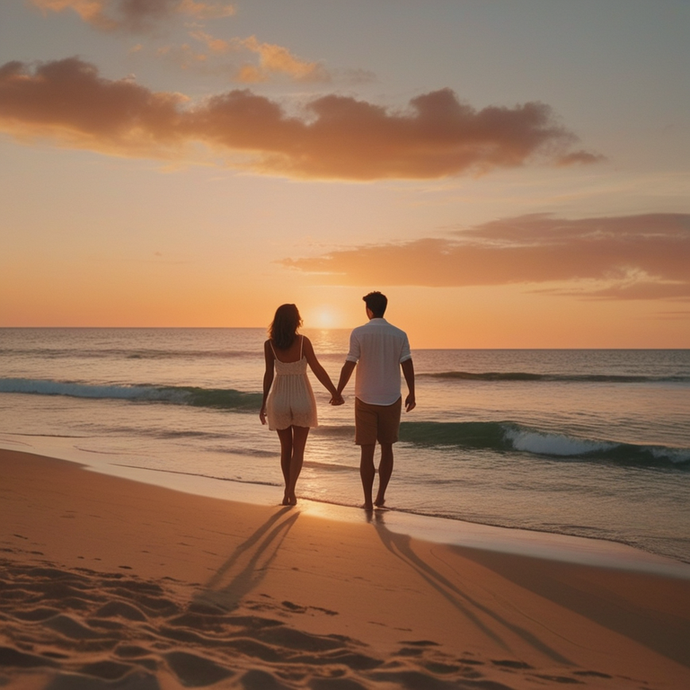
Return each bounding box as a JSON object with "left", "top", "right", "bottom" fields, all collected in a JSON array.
[{"left": 195, "top": 506, "right": 299, "bottom": 611}]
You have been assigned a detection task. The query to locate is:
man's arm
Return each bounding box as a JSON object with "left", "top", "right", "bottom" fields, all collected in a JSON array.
[
  {"left": 401, "top": 358, "right": 416, "bottom": 412},
  {"left": 337, "top": 360, "right": 356, "bottom": 396}
]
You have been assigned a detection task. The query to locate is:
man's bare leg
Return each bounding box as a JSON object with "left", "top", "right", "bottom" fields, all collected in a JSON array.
[
  {"left": 286, "top": 425, "right": 309, "bottom": 505},
  {"left": 374, "top": 443, "right": 393, "bottom": 507},
  {"left": 359, "top": 443, "right": 376, "bottom": 511},
  {"left": 276, "top": 427, "right": 294, "bottom": 505}
]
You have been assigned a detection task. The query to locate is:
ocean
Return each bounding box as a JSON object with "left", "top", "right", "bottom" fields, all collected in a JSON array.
[{"left": 1, "top": 328, "right": 689, "bottom": 565}]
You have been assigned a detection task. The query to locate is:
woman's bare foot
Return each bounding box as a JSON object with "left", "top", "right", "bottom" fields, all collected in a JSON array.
[{"left": 374, "top": 497, "right": 386, "bottom": 508}]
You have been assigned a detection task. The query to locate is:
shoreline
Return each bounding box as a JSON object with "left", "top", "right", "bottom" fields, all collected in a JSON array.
[
  {"left": 2, "top": 433, "right": 688, "bottom": 577},
  {"left": 2, "top": 446, "right": 690, "bottom": 689}
]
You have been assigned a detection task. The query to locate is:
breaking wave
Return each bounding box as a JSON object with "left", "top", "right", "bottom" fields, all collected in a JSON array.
[{"left": 396, "top": 421, "right": 690, "bottom": 468}]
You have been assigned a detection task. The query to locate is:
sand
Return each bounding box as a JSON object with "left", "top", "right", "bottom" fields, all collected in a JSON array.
[{"left": 1, "top": 448, "right": 689, "bottom": 690}]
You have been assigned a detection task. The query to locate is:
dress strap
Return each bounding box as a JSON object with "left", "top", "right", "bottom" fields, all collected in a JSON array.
[
  {"left": 269, "top": 341, "right": 277, "bottom": 358},
  {"left": 300, "top": 335, "right": 304, "bottom": 359}
]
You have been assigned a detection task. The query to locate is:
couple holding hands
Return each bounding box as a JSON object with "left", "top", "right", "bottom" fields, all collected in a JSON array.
[{"left": 260, "top": 292, "right": 415, "bottom": 510}]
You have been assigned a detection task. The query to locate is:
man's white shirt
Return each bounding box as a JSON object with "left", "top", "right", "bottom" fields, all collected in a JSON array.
[{"left": 346, "top": 318, "right": 411, "bottom": 405}]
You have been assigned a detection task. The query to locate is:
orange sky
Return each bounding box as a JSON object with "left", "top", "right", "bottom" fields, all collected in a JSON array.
[{"left": 1, "top": 1, "right": 689, "bottom": 347}]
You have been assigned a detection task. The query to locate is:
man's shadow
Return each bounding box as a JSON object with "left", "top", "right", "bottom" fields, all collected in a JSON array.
[
  {"left": 195, "top": 506, "right": 299, "bottom": 611},
  {"left": 370, "top": 511, "right": 571, "bottom": 665}
]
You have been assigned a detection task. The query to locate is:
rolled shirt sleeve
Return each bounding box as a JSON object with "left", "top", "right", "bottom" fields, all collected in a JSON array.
[
  {"left": 400, "top": 334, "right": 411, "bottom": 363},
  {"left": 346, "top": 331, "right": 360, "bottom": 363}
]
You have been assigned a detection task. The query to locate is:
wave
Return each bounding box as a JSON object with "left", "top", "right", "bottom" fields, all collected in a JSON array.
[
  {"left": 397, "top": 421, "right": 690, "bottom": 468},
  {"left": 0, "top": 378, "right": 261, "bottom": 412},
  {"left": 420, "top": 371, "right": 690, "bottom": 383},
  {"left": 3, "top": 378, "right": 688, "bottom": 469}
]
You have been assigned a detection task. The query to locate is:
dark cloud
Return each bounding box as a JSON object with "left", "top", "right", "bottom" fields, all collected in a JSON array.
[
  {"left": 0, "top": 59, "right": 183, "bottom": 154},
  {"left": 283, "top": 213, "right": 690, "bottom": 300},
  {"left": 0, "top": 58, "right": 600, "bottom": 180}
]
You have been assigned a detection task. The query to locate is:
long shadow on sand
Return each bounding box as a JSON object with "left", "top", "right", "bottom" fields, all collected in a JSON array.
[
  {"left": 195, "top": 506, "right": 299, "bottom": 611},
  {"left": 461, "top": 546, "right": 690, "bottom": 670},
  {"left": 370, "top": 511, "right": 572, "bottom": 665}
]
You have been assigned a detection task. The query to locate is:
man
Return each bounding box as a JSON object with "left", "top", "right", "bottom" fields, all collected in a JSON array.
[{"left": 336, "top": 291, "right": 415, "bottom": 511}]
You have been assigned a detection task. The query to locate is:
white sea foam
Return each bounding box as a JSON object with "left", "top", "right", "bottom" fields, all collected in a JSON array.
[
  {"left": 650, "top": 446, "right": 690, "bottom": 465},
  {"left": 504, "top": 427, "right": 614, "bottom": 457}
]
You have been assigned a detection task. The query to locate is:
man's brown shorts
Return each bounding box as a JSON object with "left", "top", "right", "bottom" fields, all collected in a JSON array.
[{"left": 354, "top": 397, "right": 402, "bottom": 445}]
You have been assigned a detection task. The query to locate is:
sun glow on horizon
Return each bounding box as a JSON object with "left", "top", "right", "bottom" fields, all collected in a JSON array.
[{"left": 307, "top": 306, "right": 342, "bottom": 330}]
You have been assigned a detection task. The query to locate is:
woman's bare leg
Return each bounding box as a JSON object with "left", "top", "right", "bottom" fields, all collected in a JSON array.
[
  {"left": 286, "top": 425, "right": 309, "bottom": 505},
  {"left": 276, "top": 427, "right": 293, "bottom": 505}
]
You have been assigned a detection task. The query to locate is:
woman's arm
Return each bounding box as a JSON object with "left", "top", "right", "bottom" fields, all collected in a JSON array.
[
  {"left": 303, "top": 337, "right": 342, "bottom": 403},
  {"left": 259, "top": 340, "right": 274, "bottom": 424}
]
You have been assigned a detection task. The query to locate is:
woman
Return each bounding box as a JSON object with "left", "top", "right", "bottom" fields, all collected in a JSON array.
[{"left": 260, "top": 304, "right": 342, "bottom": 505}]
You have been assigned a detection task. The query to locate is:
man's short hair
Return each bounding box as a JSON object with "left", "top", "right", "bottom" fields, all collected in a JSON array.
[{"left": 363, "top": 291, "right": 387, "bottom": 318}]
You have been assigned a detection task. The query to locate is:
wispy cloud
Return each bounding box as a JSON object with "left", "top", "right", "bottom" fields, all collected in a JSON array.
[
  {"left": 283, "top": 213, "right": 690, "bottom": 300},
  {"left": 182, "top": 31, "right": 331, "bottom": 83},
  {"left": 233, "top": 35, "right": 331, "bottom": 83},
  {"left": 30, "top": 0, "right": 235, "bottom": 32},
  {"left": 31, "top": 2, "right": 339, "bottom": 84},
  {"left": 0, "top": 58, "right": 600, "bottom": 181}
]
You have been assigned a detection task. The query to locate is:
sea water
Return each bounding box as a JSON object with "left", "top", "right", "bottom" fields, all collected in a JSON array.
[{"left": 1, "top": 328, "right": 689, "bottom": 564}]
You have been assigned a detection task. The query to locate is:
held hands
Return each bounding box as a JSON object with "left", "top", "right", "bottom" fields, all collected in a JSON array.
[{"left": 330, "top": 392, "right": 345, "bottom": 406}]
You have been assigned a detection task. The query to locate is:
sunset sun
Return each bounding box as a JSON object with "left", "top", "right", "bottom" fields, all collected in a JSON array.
[{"left": 310, "top": 306, "right": 340, "bottom": 329}]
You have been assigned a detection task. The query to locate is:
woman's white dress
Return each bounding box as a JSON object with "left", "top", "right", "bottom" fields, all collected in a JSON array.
[{"left": 266, "top": 337, "right": 318, "bottom": 430}]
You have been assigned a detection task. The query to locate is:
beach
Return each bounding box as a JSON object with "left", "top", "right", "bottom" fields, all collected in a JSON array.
[{"left": 2, "top": 448, "right": 689, "bottom": 690}]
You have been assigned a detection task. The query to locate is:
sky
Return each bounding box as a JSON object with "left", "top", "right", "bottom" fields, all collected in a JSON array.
[{"left": 1, "top": 0, "right": 689, "bottom": 348}]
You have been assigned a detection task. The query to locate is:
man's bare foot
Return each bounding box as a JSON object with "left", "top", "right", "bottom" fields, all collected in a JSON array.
[
  {"left": 363, "top": 502, "right": 374, "bottom": 512},
  {"left": 281, "top": 495, "right": 290, "bottom": 506},
  {"left": 374, "top": 497, "right": 386, "bottom": 508}
]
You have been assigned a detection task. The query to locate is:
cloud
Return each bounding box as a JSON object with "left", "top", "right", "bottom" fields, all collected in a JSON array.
[
  {"left": 0, "top": 58, "right": 599, "bottom": 180},
  {"left": 32, "top": 2, "right": 340, "bottom": 84},
  {"left": 234, "top": 35, "right": 331, "bottom": 83},
  {"left": 283, "top": 213, "right": 690, "bottom": 300},
  {"left": 189, "top": 29, "right": 232, "bottom": 54},
  {"left": 155, "top": 42, "right": 211, "bottom": 70},
  {"left": 30, "top": 0, "right": 235, "bottom": 32},
  {"left": 556, "top": 150, "right": 607, "bottom": 166},
  {"left": 0, "top": 58, "right": 186, "bottom": 157},
  {"left": 186, "top": 31, "right": 332, "bottom": 83}
]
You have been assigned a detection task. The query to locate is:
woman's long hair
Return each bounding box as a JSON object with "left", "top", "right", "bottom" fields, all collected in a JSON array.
[{"left": 269, "top": 304, "right": 302, "bottom": 350}]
